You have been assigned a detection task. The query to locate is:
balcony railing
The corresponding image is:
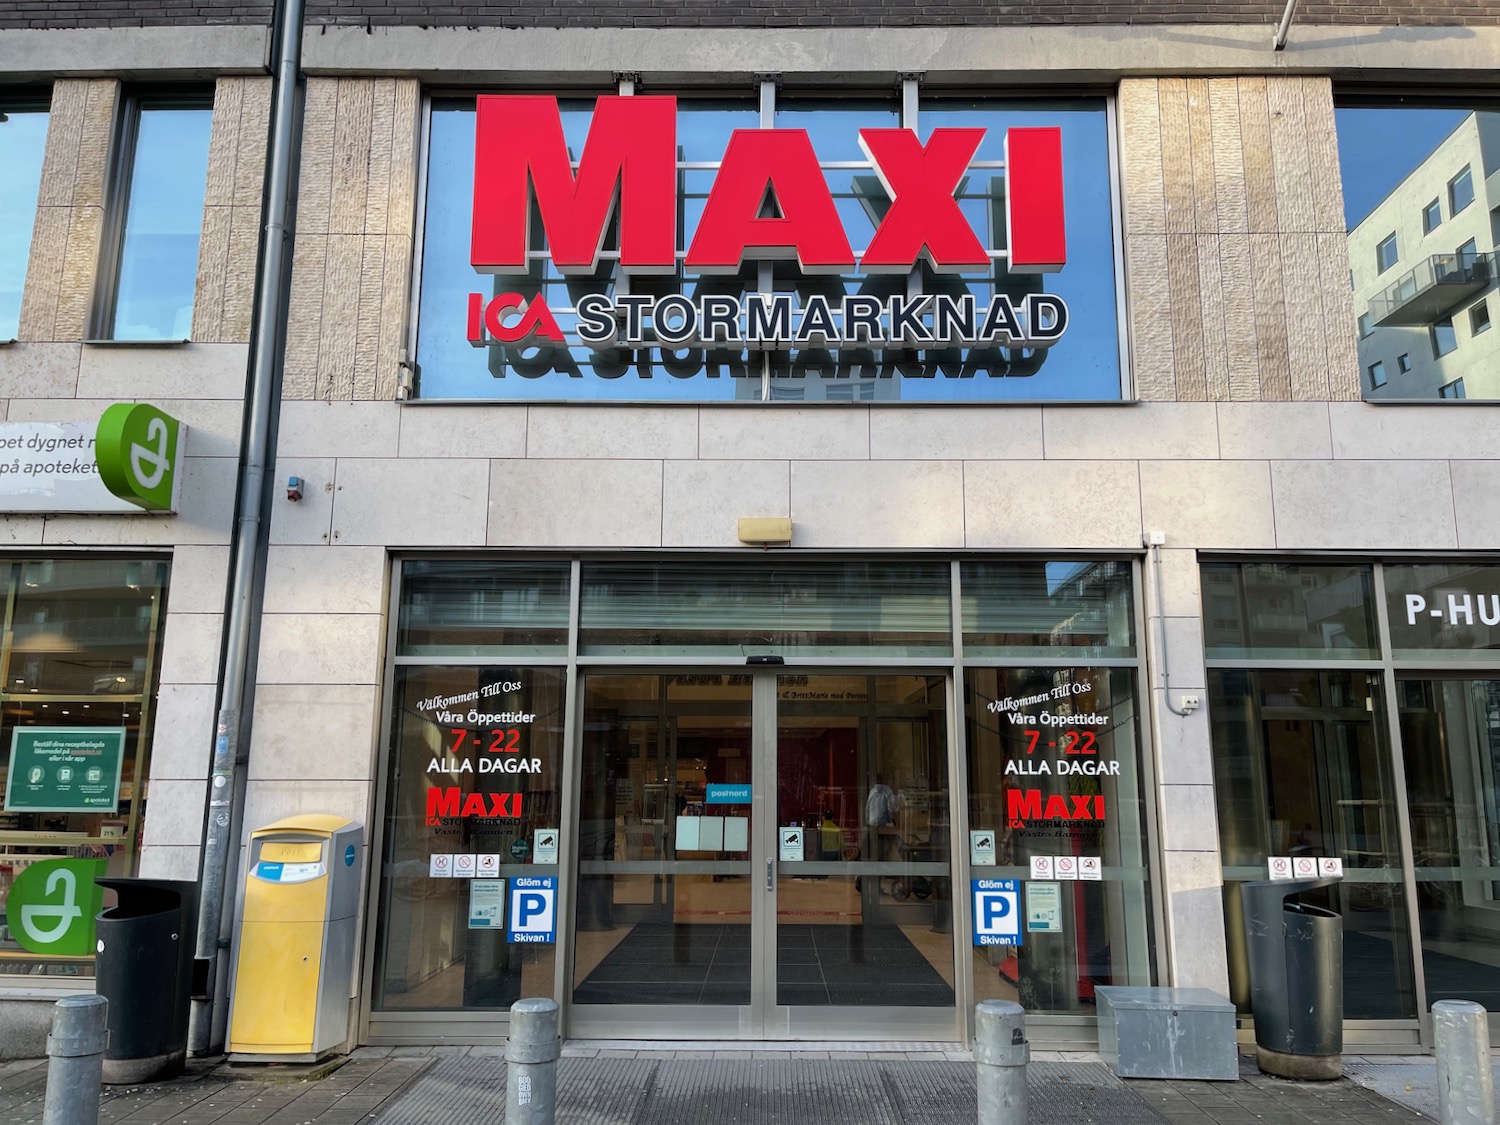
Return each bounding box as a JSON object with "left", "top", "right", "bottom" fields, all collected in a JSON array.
[{"left": 1369, "top": 250, "right": 1498, "bottom": 327}]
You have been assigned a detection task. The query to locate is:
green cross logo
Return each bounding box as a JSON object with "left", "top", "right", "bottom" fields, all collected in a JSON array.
[
  {"left": 95, "top": 403, "right": 182, "bottom": 512},
  {"left": 4, "top": 859, "right": 105, "bottom": 956}
]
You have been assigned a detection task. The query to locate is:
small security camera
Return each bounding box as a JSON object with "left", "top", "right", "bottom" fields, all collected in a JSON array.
[{"left": 286, "top": 476, "right": 304, "bottom": 502}]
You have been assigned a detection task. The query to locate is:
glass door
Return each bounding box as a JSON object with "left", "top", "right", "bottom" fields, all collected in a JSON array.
[{"left": 570, "top": 671, "right": 958, "bottom": 1040}]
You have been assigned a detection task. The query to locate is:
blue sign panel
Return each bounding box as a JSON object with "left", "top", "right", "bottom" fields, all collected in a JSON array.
[
  {"left": 972, "top": 878, "right": 1022, "bottom": 947},
  {"left": 508, "top": 876, "right": 556, "bottom": 944},
  {"left": 705, "top": 783, "right": 752, "bottom": 805}
]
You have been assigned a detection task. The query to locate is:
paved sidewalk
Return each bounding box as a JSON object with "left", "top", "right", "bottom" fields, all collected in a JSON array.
[{"left": 0, "top": 1046, "right": 1448, "bottom": 1125}]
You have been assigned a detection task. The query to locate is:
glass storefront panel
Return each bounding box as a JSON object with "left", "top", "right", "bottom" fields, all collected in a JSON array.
[
  {"left": 1201, "top": 561, "right": 1379, "bottom": 660},
  {"left": 578, "top": 560, "right": 952, "bottom": 657},
  {"left": 0, "top": 557, "right": 170, "bottom": 978},
  {"left": 1386, "top": 562, "right": 1500, "bottom": 660},
  {"left": 1398, "top": 678, "right": 1500, "bottom": 1010},
  {"left": 960, "top": 559, "right": 1134, "bottom": 658},
  {"left": 372, "top": 665, "right": 565, "bottom": 1010},
  {"left": 1210, "top": 668, "right": 1418, "bottom": 1020},
  {"left": 396, "top": 560, "right": 571, "bottom": 657},
  {"left": 963, "top": 666, "right": 1154, "bottom": 1012}
]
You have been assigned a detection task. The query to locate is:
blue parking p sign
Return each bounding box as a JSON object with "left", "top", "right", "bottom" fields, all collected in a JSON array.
[
  {"left": 972, "top": 878, "right": 1022, "bottom": 947},
  {"left": 507, "top": 876, "right": 556, "bottom": 944}
]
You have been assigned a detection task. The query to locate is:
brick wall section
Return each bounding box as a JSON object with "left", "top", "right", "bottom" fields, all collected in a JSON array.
[
  {"left": 18, "top": 79, "right": 118, "bottom": 343},
  {"left": 283, "top": 77, "right": 420, "bottom": 401},
  {"left": 2, "top": 0, "right": 1496, "bottom": 28},
  {"left": 1121, "top": 76, "right": 1359, "bottom": 402},
  {"left": 194, "top": 77, "right": 272, "bottom": 344}
]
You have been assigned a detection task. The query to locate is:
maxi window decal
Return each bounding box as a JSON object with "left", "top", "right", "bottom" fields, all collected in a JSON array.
[{"left": 415, "top": 92, "right": 1123, "bottom": 402}]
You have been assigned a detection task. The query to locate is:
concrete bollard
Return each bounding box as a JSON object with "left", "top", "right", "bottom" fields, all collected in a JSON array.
[
  {"left": 506, "top": 998, "right": 561, "bottom": 1125},
  {"left": 975, "top": 1000, "right": 1028, "bottom": 1125},
  {"left": 43, "top": 995, "right": 109, "bottom": 1125},
  {"left": 1433, "top": 1000, "right": 1496, "bottom": 1125}
]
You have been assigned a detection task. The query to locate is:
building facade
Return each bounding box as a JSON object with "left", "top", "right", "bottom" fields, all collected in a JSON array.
[{"left": 1, "top": 0, "right": 1499, "bottom": 1058}]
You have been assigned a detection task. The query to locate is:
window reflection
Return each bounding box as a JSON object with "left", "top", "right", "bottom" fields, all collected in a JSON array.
[
  {"left": 1338, "top": 106, "right": 1500, "bottom": 400},
  {"left": 0, "top": 104, "right": 48, "bottom": 340}
]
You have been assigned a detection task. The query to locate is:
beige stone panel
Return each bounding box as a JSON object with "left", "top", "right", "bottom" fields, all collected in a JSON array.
[
  {"left": 489, "top": 458, "right": 662, "bottom": 547},
  {"left": 528, "top": 405, "right": 698, "bottom": 460},
  {"left": 0, "top": 400, "right": 6, "bottom": 421},
  {"left": 1216, "top": 402, "right": 1331, "bottom": 460},
  {"left": 1161, "top": 783, "right": 1220, "bottom": 854},
  {"left": 1317, "top": 232, "right": 1360, "bottom": 402},
  {"left": 1267, "top": 78, "right": 1316, "bottom": 234},
  {"left": 1271, "top": 460, "right": 1456, "bottom": 550},
  {"left": 1161, "top": 850, "right": 1231, "bottom": 994},
  {"left": 1154, "top": 546, "right": 1205, "bottom": 619},
  {"left": 255, "top": 612, "right": 385, "bottom": 685},
  {"left": 1452, "top": 461, "right": 1500, "bottom": 550},
  {"left": 1186, "top": 79, "right": 1218, "bottom": 235},
  {"left": 1302, "top": 77, "right": 1345, "bottom": 235},
  {"left": 282, "top": 233, "right": 327, "bottom": 399},
  {"left": 158, "top": 612, "right": 224, "bottom": 686},
  {"left": 964, "top": 460, "right": 1140, "bottom": 549},
  {"left": 1207, "top": 79, "right": 1247, "bottom": 235},
  {"left": 1118, "top": 79, "right": 1165, "bottom": 236},
  {"left": 333, "top": 456, "right": 490, "bottom": 546},
  {"left": 1167, "top": 235, "right": 1206, "bottom": 401},
  {"left": 6, "top": 398, "right": 111, "bottom": 422},
  {"left": 192, "top": 205, "right": 232, "bottom": 342},
  {"left": 18, "top": 206, "right": 70, "bottom": 340},
  {"left": 36, "top": 81, "right": 89, "bottom": 207},
  {"left": 1329, "top": 403, "right": 1500, "bottom": 461},
  {"left": 388, "top": 81, "right": 422, "bottom": 238},
  {"left": 375, "top": 233, "right": 413, "bottom": 400},
  {"left": 203, "top": 77, "right": 244, "bottom": 210},
  {"left": 329, "top": 79, "right": 375, "bottom": 236},
  {"left": 222, "top": 205, "right": 261, "bottom": 343},
  {"left": 1158, "top": 79, "right": 1195, "bottom": 235},
  {"left": 791, "top": 460, "right": 963, "bottom": 549},
  {"left": 262, "top": 545, "right": 389, "bottom": 615},
  {"left": 233, "top": 78, "right": 273, "bottom": 211},
  {"left": 0, "top": 514, "right": 44, "bottom": 544},
  {"left": 869, "top": 405, "right": 1043, "bottom": 459},
  {"left": 77, "top": 342, "right": 248, "bottom": 400},
  {"left": 0, "top": 344, "right": 80, "bottom": 398},
  {"left": 351, "top": 237, "right": 388, "bottom": 399},
  {"left": 1043, "top": 403, "right": 1218, "bottom": 460},
  {"left": 1279, "top": 235, "right": 1328, "bottom": 402},
  {"left": 164, "top": 544, "right": 232, "bottom": 615},
  {"left": 399, "top": 404, "right": 528, "bottom": 458},
  {"left": 142, "top": 780, "right": 207, "bottom": 847},
  {"left": 1249, "top": 233, "right": 1288, "bottom": 400},
  {"left": 662, "top": 459, "right": 789, "bottom": 548},
  {"left": 1126, "top": 234, "right": 1174, "bottom": 400},
  {"left": 316, "top": 233, "right": 364, "bottom": 400},
  {"left": 1140, "top": 460, "right": 1274, "bottom": 548},
  {"left": 137, "top": 846, "right": 201, "bottom": 883},
  {"left": 297, "top": 78, "right": 339, "bottom": 234},
  {"left": 699, "top": 406, "right": 869, "bottom": 460},
  {"left": 1218, "top": 234, "right": 1258, "bottom": 401},
  {"left": 1196, "top": 234, "right": 1229, "bottom": 401},
  {"left": 364, "top": 78, "right": 397, "bottom": 237},
  {"left": 249, "top": 684, "right": 380, "bottom": 781},
  {"left": 151, "top": 397, "right": 244, "bottom": 458},
  {"left": 73, "top": 80, "right": 119, "bottom": 210},
  {"left": 1238, "top": 77, "right": 1278, "bottom": 233},
  {"left": 242, "top": 781, "right": 371, "bottom": 846},
  {"left": 279, "top": 400, "right": 401, "bottom": 458},
  {"left": 1152, "top": 690, "right": 1214, "bottom": 785},
  {"left": 56, "top": 205, "right": 104, "bottom": 340},
  {"left": 269, "top": 457, "right": 335, "bottom": 545},
  {"left": 44, "top": 458, "right": 237, "bottom": 547},
  {"left": 148, "top": 682, "right": 217, "bottom": 779}
]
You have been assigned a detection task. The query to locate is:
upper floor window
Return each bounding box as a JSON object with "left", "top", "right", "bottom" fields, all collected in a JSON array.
[
  {"left": 1397, "top": 352, "right": 1412, "bottom": 373},
  {"left": 1472, "top": 299, "right": 1492, "bottom": 336},
  {"left": 0, "top": 101, "right": 50, "bottom": 340},
  {"left": 1431, "top": 317, "right": 1458, "bottom": 358},
  {"left": 1367, "top": 360, "right": 1387, "bottom": 388},
  {"left": 1356, "top": 312, "right": 1372, "bottom": 338},
  {"left": 1422, "top": 198, "right": 1442, "bottom": 234},
  {"left": 99, "top": 97, "right": 212, "bottom": 341},
  {"left": 1449, "top": 166, "right": 1474, "bottom": 215},
  {"left": 1375, "top": 233, "right": 1399, "bottom": 274},
  {"left": 1440, "top": 377, "right": 1466, "bottom": 399}
]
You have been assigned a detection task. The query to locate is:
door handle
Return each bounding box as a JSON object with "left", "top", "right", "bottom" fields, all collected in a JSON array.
[{"left": 766, "top": 858, "right": 773, "bottom": 891}]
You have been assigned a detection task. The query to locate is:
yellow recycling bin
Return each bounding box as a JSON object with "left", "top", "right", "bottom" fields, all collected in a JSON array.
[{"left": 227, "top": 815, "right": 363, "bottom": 1061}]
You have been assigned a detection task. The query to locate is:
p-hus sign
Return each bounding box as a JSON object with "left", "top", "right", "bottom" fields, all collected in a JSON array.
[{"left": 467, "top": 95, "right": 1069, "bottom": 350}]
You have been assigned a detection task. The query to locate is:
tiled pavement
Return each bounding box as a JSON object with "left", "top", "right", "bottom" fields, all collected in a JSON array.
[{"left": 0, "top": 1044, "right": 1461, "bottom": 1125}]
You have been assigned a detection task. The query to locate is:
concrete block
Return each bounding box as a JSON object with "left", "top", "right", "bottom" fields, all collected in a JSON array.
[
  {"left": 698, "top": 406, "right": 869, "bottom": 460},
  {"left": 791, "top": 460, "right": 963, "bottom": 549},
  {"left": 1452, "top": 460, "right": 1500, "bottom": 550},
  {"left": 157, "top": 612, "right": 224, "bottom": 686},
  {"left": 331, "top": 457, "right": 489, "bottom": 546},
  {"left": 1160, "top": 784, "right": 1220, "bottom": 854},
  {"left": 0, "top": 1000, "right": 53, "bottom": 1061},
  {"left": 262, "top": 545, "right": 389, "bottom": 615},
  {"left": 76, "top": 343, "right": 249, "bottom": 400},
  {"left": 1140, "top": 460, "right": 1274, "bottom": 549},
  {"left": 527, "top": 405, "right": 699, "bottom": 460},
  {"left": 1215, "top": 402, "right": 1330, "bottom": 459},
  {"left": 1272, "top": 460, "right": 1457, "bottom": 550},
  {"left": 1044, "top": 403, "right": 1218, "bottom": 460},
  {"left": 489, "top": 458, "right": 662, "bottom": 547},
  {"left": 255, "top": 612, "right": 385, "bottom": 686},
  {"left": 278, "top": 400, "right": 401, "bottom": 458},
  {"left": 663, "top": 459, "right": 788, "bottom": 548},
  {"left": 868, "top": 406, "right": 1043, "bottom": 460},
  {"left": 142, "top": 778, "right": 208, "bottom": 846},
  {"left": 398, "top": 404, "right": 527, "bottom": 459},
  {"left": 0, "top": 343, "right": 80, "bottom": 398},
  {"left": 147, "top": 682, "right": 217, "bottom": 779},
  {"left": 965, "top": 461, "right": 1141, "bottom": 549},
  {"left": 249, "top": 684, "right": 380, "bottom": 781}
]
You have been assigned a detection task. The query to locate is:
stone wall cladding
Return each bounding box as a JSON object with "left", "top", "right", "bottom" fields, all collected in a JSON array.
[
  {"left": 0, "top": 3, "right": 270, "bottom": 29},
  {"left": 283, "top": 77, "right": 420, "bottom": 401},
  {"left": 1121, "top": 76, "right": 1359, "bottom": 403},
  {"left": 18, "top": 79, "right": 118, "bottom": 343},
  {"left": 194, "top": 76, "right": 272, "bottom": 345}
]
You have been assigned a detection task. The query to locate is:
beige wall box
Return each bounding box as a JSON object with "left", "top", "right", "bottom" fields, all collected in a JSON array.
[{"left": 737, "top": 518, "right": 793, "bottom": 545}]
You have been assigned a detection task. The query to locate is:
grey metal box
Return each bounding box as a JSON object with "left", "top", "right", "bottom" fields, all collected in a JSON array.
[{"left": 1096, "top": 986, "right": 1238, "bottom": 1081}]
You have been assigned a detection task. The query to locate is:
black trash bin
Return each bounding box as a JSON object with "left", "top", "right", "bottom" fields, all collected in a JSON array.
[
  {"left": 95, "top": 878, "right": 199, "bottom": 1084},
  {"left": 1240, "top": 877, "right": 1342, "bottom": 1080}
]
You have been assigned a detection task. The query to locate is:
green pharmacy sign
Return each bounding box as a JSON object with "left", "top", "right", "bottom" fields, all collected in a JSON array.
[
  {"left": 4, "top": 859, "right": 106, "bottom": 956},
  {"left": 5, "top": 727, "right": 127, "bottom": 813},
  {"left": 95, "top": 403, "right": 182, "bottom": 512}
]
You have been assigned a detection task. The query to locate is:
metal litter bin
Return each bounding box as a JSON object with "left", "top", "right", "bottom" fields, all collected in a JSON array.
[
  {"left": 94, "top": 878, "right": 199, "bottom": 1084},
  {"left": 1240, "top": 877, "right": 1342, "bottom": 1080}
]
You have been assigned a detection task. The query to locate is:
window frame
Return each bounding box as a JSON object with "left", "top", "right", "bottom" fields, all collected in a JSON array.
[
  {"left": 1396, "top": 352, "right": 1412, "bottom": 373},
  {"left": 1431, "top": 317, "right": 1458, "bottom": 358},
  {"left": 1472, "top": 299, "right": 1492, "bottom": 336},
  {"left": 1422, "top": 198, "right": 1442, "bottom": 234},
  {"left": 1367, "top": 360, "right": 1387, "bottom": 388},
  {"left": 0, "top": 92, "right": 53, "bottom": 341},
  {"left": 1440, "top": 377, "right": 1467, "bottom": 399},
  {"left": 1376, "top": 233, "right": 1400, "bottom": 274},
  {"left": 1448, "top": 165, "right": 1474, "bottom": 215}
]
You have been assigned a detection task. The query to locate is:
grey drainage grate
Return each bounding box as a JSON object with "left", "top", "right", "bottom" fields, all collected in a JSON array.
[{"left": 375, "top": 1056, "right": 1168, "bottom": 1125}]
